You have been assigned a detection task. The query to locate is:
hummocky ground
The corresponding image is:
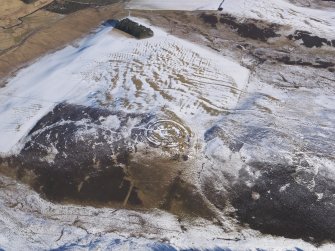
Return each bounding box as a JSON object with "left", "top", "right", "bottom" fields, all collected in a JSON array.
[{"left": 0, "top": 0, "right": 335, "bottom": 250}]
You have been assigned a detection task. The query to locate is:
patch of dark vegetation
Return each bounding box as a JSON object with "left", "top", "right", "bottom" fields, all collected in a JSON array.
[
  {"left": 0, "top": 103, "right": 208, "bottom": 216},
  {"left": 44, "top": 0, "right": 121, "bottom": 14},
  {"left": 277, "top": 56, "right": 335, "bottom": 68},
  {"left": 44, "top": 1, "right": 91, "bottom": 14},
  {"left": 219, "top": 14, "right": 280, "bottom": 42},
  {"left": 200, "top": 13, "right": 218, "bottom": 28},
  {"left": 21, "top": 0, "right": 37, "bottom": 4},
  {"left": 202, "top": 178, "right": 228, "bottom": 211},
  {"left": 4, "top": 103, "right": 143, "bottom": 206},
  {"left": 79, "top": 0, "right": 122, "bottom": 4},
  {"left": 161, "top": 176, "right": 215, "bottom": 220},
  {"left": 115, "top": 18, "right": 154, "bottom": 39},
  {"left": 200, "top": 13, "right": 280, "bottom": 41},
  {"left": 251, "top": 48, "right": 335, "bottom": 69},
  {"left": 230, "top": 162, "right": 335, "bottom": 244},
  {"left": 288, "top": 30, "right": 335, "bottom": 48},
  {"left": 33, "top": 164, "right": 141, "bottom": 204}
]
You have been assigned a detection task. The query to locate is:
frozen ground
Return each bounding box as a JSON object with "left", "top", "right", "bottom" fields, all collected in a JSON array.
[
  {"left": 126, "top": 0, "right": 221, "bottom": 11},
  {"left": 127, "top": 0, "right": 335, "bottom": 38},
  {"left": 0, "top": 1, "right": 335, "bottom": 251},
  {"left": 0, "top": 20, "right": 248, "bottom": 156},
  {"left": 0, "top": 174, "right": 329, "bottom": 251}
]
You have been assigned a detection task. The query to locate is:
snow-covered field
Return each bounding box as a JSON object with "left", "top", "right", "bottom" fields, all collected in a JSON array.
[
  {"left": 0, "top": 175, "right": 328, "bottom": 251},
  {"left": 127, "top": 0, "right": 335, "bottom": 38},
  {"left": 0, "top": 1, "right": 335, "bottom": 250},
  {"left": 127, "top": 0, "right": 221, "bottom": 11},
  {"left": 0, "top": 20, "right": 248, "bottom": 156}
]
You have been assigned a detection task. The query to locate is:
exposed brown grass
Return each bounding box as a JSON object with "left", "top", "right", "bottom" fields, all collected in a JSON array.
[
  {"left": 0, "top": 0, "right": 54, "bottom": 27},
  {"left": 0, "top": 3, "right": 127, "bottom": 84}
]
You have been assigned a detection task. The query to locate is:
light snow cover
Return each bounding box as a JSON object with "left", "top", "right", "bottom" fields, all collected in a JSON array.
[
  {"left": 127, "top": 0, "right": 335, "bottom": 38},
  {"left": 0, "top": 11, "right": 334, "bottom": 251},
  {"left": 0, "top": 175, "right": 328, "bottom": 251},
  {"left": 0, "top": 19, "right": 248, "bottom": 156},
  {"left": 127, "top": 0, "right": 222, "bottom": 10}
]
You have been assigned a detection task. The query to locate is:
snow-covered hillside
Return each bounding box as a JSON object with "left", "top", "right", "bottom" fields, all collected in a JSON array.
[
  {"left": 127, "top": 0, "right": 221, "bottom": 10},
  {"left": 0, "top": 1, "right": 335, "bottom": 250},
  {"left": 127, "top": 0, "right": 335, "bottom": 38},
  {"left": 0, "top": 20, "right": 248, "bottom": 156}
]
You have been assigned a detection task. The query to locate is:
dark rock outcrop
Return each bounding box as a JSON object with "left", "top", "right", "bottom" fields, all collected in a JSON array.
[
  {"left": 231, "top": 162, "right": 335, "bottom": 244},
  {"left": 219, "top": 14, "right": 280, "bottom": 42},
  {"left": 200, "top": 13, "right": 218, "bottom": 28},
  {"left": 199, "top": 13, "right": 280, "bottom": 42},
  {"left": 288, "top": 30, "right": 334, "bottom": 48},
  {"left": 115, "top": 18, "right": 154, "bottom": 39},
  {"left": 44, "top": 0, "right": 121, "bottom": 14},
  {"left": 251, "top": 48, "right": 335, "bottom": 69}
]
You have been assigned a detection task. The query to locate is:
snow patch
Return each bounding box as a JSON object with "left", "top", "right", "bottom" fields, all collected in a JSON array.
[{"left": 0, "top": 19, "right": 249, "bottom": 155}]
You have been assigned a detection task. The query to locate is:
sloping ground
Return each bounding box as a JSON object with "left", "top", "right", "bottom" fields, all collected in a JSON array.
[
  {"left": 0, "top": 21, "right": 248, "bottom": 155},
  {"left": 0, "top": 0, "right": 54, "bottom": 27},
  {"left": 0, "top": 1, "right": 126, "bottom": 81},
  {"left": 0, "top": 0, "right": 59, "bottom": 53},
  {"left": 127, "top": 0, "right": 335, "bottom": 39},
  {"left": 0, "top": 21, "right": 249, "bottom": 216},
  {"left": 126, "top": 0, "right": 221, "bottom": 10},
  {"left": 0, "top": 1, "right": 335, "bottom": 251},
  {"left": 0, "top": 176, "right": 321, "bottom": 251}
]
